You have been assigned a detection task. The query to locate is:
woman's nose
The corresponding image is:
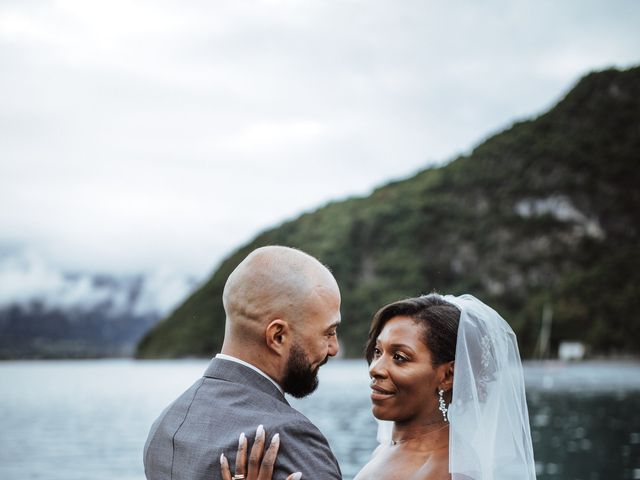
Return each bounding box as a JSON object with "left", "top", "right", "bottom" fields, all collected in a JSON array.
[{"left": 369, "top": 356, "right": 388, "bottom": 379}]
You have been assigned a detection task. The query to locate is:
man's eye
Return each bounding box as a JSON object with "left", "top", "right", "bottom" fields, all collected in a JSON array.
[{"left": 327, "top": 330, "right": 336, "bottom": 337}]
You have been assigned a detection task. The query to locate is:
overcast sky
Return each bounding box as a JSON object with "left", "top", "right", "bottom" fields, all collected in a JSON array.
[{"left": 1, "top": 0, "right": 639, "bottom": 279}]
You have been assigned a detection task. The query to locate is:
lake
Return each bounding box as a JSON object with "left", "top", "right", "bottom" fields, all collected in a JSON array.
[{"left": 0, "top": 360, "right": 639, "bottom": 480}]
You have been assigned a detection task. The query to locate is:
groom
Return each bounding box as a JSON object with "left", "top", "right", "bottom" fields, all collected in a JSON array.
[{"left": 144, "top": 246, "right": 343, "bottom": 479}]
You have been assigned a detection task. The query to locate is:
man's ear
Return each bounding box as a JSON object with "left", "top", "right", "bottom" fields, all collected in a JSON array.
[
  {"left": 265, "top": 319, "right": 290, "bottom": 355},
  {"left": 438, "top": 361, "right": 455, "bottom": 392}
]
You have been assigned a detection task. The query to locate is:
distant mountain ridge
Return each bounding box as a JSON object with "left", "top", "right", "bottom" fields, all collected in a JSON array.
[
  {"left": 0, "top": 252, "right": 198, "bottom": 358},
  {"left": 137, "top": 66, "right": 640, "bottom": 359}
]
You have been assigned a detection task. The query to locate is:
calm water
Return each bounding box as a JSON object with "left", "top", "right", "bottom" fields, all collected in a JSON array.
[{"left": 0, "top": 360, "right": 639, "bottom": 480}]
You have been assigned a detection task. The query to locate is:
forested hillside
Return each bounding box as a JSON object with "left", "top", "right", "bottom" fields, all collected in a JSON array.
[{"left": 137, "top": 66, "right": 640, "bottom": 359}]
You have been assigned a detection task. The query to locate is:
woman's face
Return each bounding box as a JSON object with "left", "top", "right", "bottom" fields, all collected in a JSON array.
[{"left": 369, "top": 316, "right": 445, "bottom": 424}]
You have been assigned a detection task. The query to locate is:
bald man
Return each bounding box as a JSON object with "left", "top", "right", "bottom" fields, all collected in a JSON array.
[{"left": 144, "top": 246, "right": 343, "bottom": 480}]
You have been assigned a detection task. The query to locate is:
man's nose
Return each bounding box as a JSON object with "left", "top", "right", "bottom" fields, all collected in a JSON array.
[{"left": 328, "top": 333, "right": 339, "bottom": 357}]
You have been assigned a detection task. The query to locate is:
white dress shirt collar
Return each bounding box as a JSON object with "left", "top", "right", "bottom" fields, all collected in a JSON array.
[{"left": 215, "top": 353, "right": 284, "bottom": 394}]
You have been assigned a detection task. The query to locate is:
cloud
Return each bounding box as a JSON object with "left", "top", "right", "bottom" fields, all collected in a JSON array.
[
  {"left": 0, "top": 0, "right": 638, "bottom": 280},
  {"left": 132, "top": 267, "right": 199, "bottom": 316},
  {"left": 0, "top": 248, "right": 196, "bottom": 315}
]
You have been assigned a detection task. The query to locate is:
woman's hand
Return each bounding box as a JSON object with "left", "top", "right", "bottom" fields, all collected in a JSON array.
[{"left": 220, "top": 425, "right": 301, "bottom": 480}]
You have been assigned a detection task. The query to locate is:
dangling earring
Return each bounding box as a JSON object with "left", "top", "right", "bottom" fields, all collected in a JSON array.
[{"left": 438, "top": 389, "right": 448, "bottom": 422}]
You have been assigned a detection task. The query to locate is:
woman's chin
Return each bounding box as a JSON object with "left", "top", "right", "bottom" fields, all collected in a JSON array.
[{"left": 371, "top": 406, "right": 395, "bottom": 421}]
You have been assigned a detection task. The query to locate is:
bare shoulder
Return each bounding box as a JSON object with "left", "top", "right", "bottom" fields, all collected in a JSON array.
[
  {"left": 412, "top": 449, "right": 450, "bottom": 480},
  {"left": 353, "top": 445, "right": 391, "bottom": 480},
  {"left": 370, "top": 443, "right": 385, "bottom": 459}
]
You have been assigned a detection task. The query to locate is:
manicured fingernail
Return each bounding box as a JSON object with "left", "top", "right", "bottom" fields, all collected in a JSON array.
[
  {"left": 271, "top": 433, "right": 280, "bottom": 444},
  {"left": 220, "top": 453, "right": 225, "bottom": 465},
  {"left": 238, "top": 432, "right": 245, "bottom": 447},
  {"left": 291, "top": 473, "right": 302, "bottom": 480},
  {"left": 256, "top": 424, "right": 264, "bottom": 438}
]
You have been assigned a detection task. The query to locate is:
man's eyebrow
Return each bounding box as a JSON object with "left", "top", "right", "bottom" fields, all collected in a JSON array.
[{"left": 325, "top": 320, "right": 341, "bottom": 330}]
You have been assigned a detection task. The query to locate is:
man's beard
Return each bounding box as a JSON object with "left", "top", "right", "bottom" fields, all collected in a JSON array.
[{"left": 282, "top": 343, "right": 328, "bottom": 398}]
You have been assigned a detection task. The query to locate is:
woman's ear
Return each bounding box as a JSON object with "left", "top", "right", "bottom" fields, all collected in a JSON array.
[
  {"left": 438, "top": 361, "right": 455, "bottom": 392},
  {"left": 265, "top": 319, "right": 289, "bottom": 355}
]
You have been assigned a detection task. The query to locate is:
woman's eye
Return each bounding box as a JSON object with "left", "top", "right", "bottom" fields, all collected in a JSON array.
[
  {"left": 373, "top": 347, "right": 381, "bottom": 357},
  {"left": 393, "top": 353, "right": 407, "bottom": 362}
]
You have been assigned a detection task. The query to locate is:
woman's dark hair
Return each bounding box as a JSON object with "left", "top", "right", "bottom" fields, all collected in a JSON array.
[{"left": 364, "top": 293, "right": 460, "bottom": 366}]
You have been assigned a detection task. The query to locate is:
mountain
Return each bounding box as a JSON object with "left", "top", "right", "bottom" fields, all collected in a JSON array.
[
  {"left": 136, "top": 66, "right": 640, "bottom": 359},
  {"left": 0, "top": 277, "right": 157, "bottom": 358},
  {"left": 0, "top": 251, "right": 198, "bottom": 358}
]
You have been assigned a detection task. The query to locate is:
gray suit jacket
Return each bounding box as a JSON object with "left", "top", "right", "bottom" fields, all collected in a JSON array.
[{"left": 144, "top": 358, "right": 342, "bottom": 480}]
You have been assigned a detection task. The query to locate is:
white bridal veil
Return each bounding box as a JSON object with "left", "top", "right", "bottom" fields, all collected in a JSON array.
[
  {"left": 376, "top": 294, "right": 536, "bottom": 480},
  {"left": 444, "top": 294, "right": 536, "bottom": 480}
]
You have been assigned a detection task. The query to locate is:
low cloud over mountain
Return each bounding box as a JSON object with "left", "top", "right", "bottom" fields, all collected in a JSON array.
[{"left": 0, "top": 249, "right": 198, "bottom": 358}]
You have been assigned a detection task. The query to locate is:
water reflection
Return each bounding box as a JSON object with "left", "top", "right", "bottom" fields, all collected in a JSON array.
[
  {"left": 292, "top": 361, "right": 640, "bottom": 480},
  {"left": 0, "top": 360, "right": 638, "bottom": 480},
  {"left": 528, "top": 391, "right": 640, "bottom": 479}
]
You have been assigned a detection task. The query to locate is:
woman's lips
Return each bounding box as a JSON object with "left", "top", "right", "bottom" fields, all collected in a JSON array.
[{"left": 370, "top": 384, "right": 395, "bottom": 401}]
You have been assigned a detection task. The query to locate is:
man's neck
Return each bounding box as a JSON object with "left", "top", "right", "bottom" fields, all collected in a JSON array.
[{"left": 216, "top": 352, "right": 283, "bottom": 393}]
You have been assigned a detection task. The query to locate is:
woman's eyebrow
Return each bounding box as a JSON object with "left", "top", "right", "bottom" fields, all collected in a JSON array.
[
  {"left": 389, "top": 343, "right": 416, "bottom": 353},
  {"left": 376, "top": 341, "right": 417, "bottom": 354}
]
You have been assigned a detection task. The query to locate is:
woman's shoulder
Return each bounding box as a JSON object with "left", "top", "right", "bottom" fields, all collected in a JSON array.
[
  {"left": 353, "top": 444, "right": 390, "bottom": 480},
  {"left": 369, "top": 443, "right": 386, "bottom": 459},
  {"left": 411, "top": 448, "right": 450, "bottom": 480},
  {"left": 356, "top": 445, "right": 451, "bottom": 480}
]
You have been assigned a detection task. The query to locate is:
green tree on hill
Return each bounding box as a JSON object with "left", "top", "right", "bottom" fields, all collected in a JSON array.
[{"left": 137, "top": 66, "right": 640, "bottom": 359}]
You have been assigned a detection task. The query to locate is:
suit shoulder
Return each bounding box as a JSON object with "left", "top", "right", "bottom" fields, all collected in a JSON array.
[
  {"left": 279, "top": 410, "right": 328, "bottom": 438},
  {"left": 271, "top": 413, "right": 342, "bottom": 479}
]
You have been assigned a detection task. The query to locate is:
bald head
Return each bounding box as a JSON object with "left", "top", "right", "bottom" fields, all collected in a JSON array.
[
  {"left": 220, "top": 246, "right": 341, "bottom": 393},
  {"left": 222, "top": 246, "right": 338, "bottom": 342}
]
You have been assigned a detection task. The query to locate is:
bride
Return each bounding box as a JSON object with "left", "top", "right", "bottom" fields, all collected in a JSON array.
[{"left": 221, "top": 293, "right": 536, "bottom": 480}]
